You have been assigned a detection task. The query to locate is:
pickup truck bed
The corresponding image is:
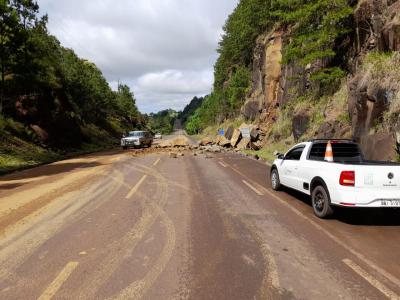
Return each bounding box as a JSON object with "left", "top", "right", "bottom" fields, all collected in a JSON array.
[{"left": 271, "top": 140, "right": 400, "bottom": 218}]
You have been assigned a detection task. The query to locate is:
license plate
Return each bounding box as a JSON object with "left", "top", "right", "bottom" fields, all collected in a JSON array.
[{"left": 381, "top": 200, "right": 400, "bottom": 207}]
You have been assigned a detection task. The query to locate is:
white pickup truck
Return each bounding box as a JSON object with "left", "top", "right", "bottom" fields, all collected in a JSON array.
[{"left": 271, "top": 139, "right": 400, "bottom": 218}]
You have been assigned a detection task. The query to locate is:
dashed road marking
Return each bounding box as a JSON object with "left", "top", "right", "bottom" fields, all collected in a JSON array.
[
  {"left": 262, "top": 186, "right": 400, "bottom": 289},
  {"left": 125, "top": 175, "right": 148, "bottom": 199},
  {"left": 218, "top": 161, "right": 228, "bottom": 168},
  {"left": 242, "top": 180, "right": 263, "bottom": 196},
  {"left": 153, "top": 158, "right": 161, "bottom": 166},
  {"left": 343, "top": 259, "right": 400, "bottom": 300},
  {"left": 38, "top": 261, "right": 79, "bottom": 300},
  {"left": 224, "top": 159, "right": 400, "bottom": 290}
]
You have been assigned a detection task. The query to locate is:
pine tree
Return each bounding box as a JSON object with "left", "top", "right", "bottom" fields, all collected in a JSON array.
[{"left": 273, "top": 0, "right": 354, "bottom": 84}]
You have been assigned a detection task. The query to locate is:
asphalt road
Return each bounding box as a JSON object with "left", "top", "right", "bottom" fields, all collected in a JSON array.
[{"left": 0, "top": 136, "right": 399, "bottom": 299}]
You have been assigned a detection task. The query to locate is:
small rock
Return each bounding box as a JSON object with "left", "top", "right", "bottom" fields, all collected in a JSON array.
[{"left": 169, "top": 152, "right": 178, "bottom": 158}]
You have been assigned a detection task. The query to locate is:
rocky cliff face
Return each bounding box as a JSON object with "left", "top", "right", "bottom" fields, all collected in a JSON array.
[{"left": 242, "top": 0, "right": 400, "bottom": 160}]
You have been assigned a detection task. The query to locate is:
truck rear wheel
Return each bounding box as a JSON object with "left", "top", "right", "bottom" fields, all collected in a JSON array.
[
  {"left": 271, "top": 169, "right": 281, "bottom": 191},
  {"left": 311, "top": 185, "right": 334, "bottom": 218}
]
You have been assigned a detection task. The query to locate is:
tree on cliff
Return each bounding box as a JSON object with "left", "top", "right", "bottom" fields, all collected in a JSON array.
[
  {"left": 274, "top": 0, "right": 354, "bottom": 85},
  {"left": 185, "top": 0, "right": 355, "bottom": 134},
  {"left": 0, "top": 0, "right": 142, "bottom": 148}
]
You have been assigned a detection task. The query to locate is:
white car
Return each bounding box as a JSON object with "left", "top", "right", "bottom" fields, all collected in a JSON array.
[
  {"left": 271, "top": 139, "right": 400, "bottom": 218},
  {"left": 154, "top": 133, "right": 162, "bottom": 139},
  {"left": 121, "top": 131, "right": 153, "bottom": 149}
]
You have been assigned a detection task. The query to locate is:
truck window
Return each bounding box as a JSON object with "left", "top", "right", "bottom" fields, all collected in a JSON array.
[
  {"left": 309, "top": 142, "right": 363, "bottom": 163},
  {"left": 285, "top": 146, "right": 305, "bottom": 161}
]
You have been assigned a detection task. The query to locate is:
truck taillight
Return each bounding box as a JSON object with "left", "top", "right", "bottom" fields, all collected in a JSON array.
[{"left": 340, "top": 171, "right": 355, "bottom": 187}]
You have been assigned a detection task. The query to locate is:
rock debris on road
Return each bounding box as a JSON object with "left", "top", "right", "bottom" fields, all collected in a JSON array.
[{"left": 0, "top": 135, "right": 399, "bottom": 300}]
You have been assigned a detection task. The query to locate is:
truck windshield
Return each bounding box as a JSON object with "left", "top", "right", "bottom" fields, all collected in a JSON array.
[
  {"left": 128, "top": 132, "right": 144, "bottom": 137},
  {"left": 309, "top": 142, "right": 363, "bottom": 163}
]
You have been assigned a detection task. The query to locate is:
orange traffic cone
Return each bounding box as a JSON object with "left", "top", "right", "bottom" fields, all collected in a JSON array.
[{"left": 324, "top": 140, "right": 334, "bottom": 162}]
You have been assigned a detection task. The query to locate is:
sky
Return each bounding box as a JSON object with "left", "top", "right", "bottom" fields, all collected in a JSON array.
[{"left": 36, "top": 0, "right": 238, "bottom": 113}]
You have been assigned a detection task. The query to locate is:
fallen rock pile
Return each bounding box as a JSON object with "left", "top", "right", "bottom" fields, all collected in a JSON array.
[{"left": 196, "top": 122, "right": 265, "bottom": 153}]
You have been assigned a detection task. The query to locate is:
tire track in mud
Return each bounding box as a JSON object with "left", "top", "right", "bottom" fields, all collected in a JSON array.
[{"left": 0, "top": 169, "right": 125, "bottom": 288}]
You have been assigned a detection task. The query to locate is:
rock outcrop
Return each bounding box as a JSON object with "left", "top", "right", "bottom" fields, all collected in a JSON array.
[
  {"left": 242, "top": 30, "right": 284, "bottom": 121},
  {"left": 238, "top": 0, "right": 400, "bottom": 161},
  {"left": 354, "top": 0, "right": 400, "bottom": 55}
]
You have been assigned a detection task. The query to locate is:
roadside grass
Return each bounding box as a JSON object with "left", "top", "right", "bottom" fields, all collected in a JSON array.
[
  {"left": 0, "top": 122, "right": 119, "bottom": 175},
  {"left": 0, "top": 135, "right": 62, "bottom": 174}
]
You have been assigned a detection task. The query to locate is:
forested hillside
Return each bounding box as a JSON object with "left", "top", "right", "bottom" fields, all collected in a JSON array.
[
  {"left": 146, "top": 109, "right": 178, "bottom": 135},
  {"left": 0, "top": 0, "right": 143, "bottom": 171},
  {"left": 186, "top": 0, "right": 400, "bottom": 161}
]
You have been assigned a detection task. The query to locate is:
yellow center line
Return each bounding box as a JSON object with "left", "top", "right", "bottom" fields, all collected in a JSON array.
[
  {"left": 153, "top": 158, "right": 161, "bottom": 166},
  {"left": 343, "top": 259, "right": 400, "bottom": 300},
  {"left": 38, "top": 261, "right": 79, "bottom": 300},
  {"left": 125, "top": 175, "right": 148, "bottom": 199},
  {"left": 242, "top": 180, "right": 264, "bottom": 196}
]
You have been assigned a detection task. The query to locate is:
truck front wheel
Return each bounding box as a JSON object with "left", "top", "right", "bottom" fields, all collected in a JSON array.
[{"left": 311, "top": 185, "right": 334, "bottom": 218}]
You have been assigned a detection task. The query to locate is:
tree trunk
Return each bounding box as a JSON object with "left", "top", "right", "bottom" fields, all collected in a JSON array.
[{"left": 0, "top": 61, "right": 4, "bottom": 114}]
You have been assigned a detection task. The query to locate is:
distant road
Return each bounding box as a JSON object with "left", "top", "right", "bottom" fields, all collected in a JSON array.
[
  {"left": 173, "top": 118, "right": 185, "bottom": 136},
  {"left": 0, "top": 134, "right": 399, "bottom": 299}
]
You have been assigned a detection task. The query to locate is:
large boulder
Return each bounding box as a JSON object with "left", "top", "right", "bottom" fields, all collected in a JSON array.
[
  {"left": 199, "top": 137, "right": 213, "bottom": 146},
  {"left": 251, "top": 140, "right": 263, "bottom": 151},
  {"left": 236, "top": 138, "right": 250, "bottom": 150},
  {"left": 292, "top": 111, "right": 310, "bottom": 141},
  {"left": 348, "top": 73, "right": 390, "bottom": 141},
  {"left": 250, "top": 127, "right": 259, "bottom": 141},
  {"left": 160, "top": 137, "right": 189, "bottom": 148},
  {"left": 242, "top": 99, "right": 261, "bottom": 120},
  {"left": 216, "top": 135, "right": 231, "bottom": 147},
  {"left": 230, "top": 129, "right": 242, "bottom": 147},
  {"left": 225, "top": 126, "right": 234, "bottom": 140},
  {"left": 360, "top": 133, "right": 396, "bottom": 161}
]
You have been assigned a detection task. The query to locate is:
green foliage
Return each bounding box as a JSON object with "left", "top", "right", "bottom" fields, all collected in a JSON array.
[
  {"left": 185, "top": 66, "right": 250, "bottom": 134},
  {"left": 179, "top": 96, "right": 204, "bottom": 125},
  {"left": 0, "top": 1, "right": 143, "bottom": 149},
  {"left": 147, "top": 109, "right": 178, "bottom": 135},
  {"left": 273, "top": 0, "right": 353, "bottom": 84},
  {"left": 226, "top": 66, "right": 251, "bottom": 113},
  {"left": 185, "top": 112, "right": 202, "bottom": 135},
  {"left": 214, "top": 0, "right": 275, "bottom": 90},
  {"left": 190, "top": 0, "right": 355, "bottom": 134}
]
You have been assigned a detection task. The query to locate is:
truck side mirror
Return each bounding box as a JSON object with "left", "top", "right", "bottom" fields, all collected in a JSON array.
[{"left": 274, "top": 151, "right": 284, "bottom": 160}]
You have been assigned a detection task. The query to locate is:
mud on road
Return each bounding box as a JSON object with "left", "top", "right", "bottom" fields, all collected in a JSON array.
[{"left": 0, "top": 141, "right": 399, "bottom": 299}]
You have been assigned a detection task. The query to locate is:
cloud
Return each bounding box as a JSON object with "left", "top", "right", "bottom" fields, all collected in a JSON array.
[
  {"left": 37, "top": 0, "right": 238, "bottom": 113},
  {"left": 133, "top": 69, "right": 213, "bottom": 112}
]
